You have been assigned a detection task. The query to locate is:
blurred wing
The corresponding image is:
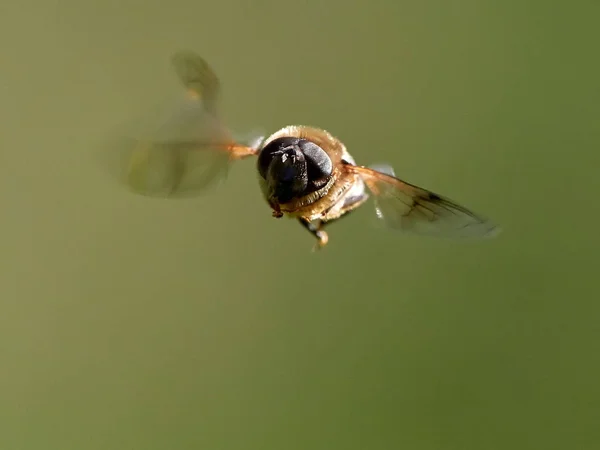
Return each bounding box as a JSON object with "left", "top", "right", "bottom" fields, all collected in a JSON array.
[
  {"left": 171, "top": 50, "right": 221, "bottom": 114},
  {"left": 99, "top": 51, "right": 263, "bottom": 198},
  {"left": 349, "top": 163, "right": 500, "bottom": 238}
]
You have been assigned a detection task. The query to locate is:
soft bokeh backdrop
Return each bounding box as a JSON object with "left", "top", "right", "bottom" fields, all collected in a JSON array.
[{"left": 1, "top": 1, "right": 598, "bottom": 449}]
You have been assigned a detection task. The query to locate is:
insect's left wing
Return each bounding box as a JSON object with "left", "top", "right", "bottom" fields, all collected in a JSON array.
[
  {"left": 101, "top": 51, "right": 263, "bottom": 198},
  {"left": 347, "top": 163, "right": 500, "bottom": 238}
]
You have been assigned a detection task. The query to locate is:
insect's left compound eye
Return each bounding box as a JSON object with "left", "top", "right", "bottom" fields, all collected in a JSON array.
[{"left": 299, "top": 141, "right": 332, "bottom": 181}]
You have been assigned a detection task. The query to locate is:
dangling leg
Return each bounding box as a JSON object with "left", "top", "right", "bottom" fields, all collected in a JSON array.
[
  {"left": 298, "top": 217, "right": 329, "bottom": 250},
  {"left": 297, "top": 209, "right": 362, "bottom": 251},
  {"left": 297, "top": 191, "right": 369, "bottom": 250}
]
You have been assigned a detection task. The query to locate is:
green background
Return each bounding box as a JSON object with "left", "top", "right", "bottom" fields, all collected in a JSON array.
[{"left": 1, "top": 1, "right": 598, "bottom": 449}]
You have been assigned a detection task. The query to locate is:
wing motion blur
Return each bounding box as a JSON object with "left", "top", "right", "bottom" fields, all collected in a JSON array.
[
  {"left": 103, "top": 51, "right": 263, "bottom": 198},
  {"left": 347, "top": 163, "right": 500, "bottom": 238}
]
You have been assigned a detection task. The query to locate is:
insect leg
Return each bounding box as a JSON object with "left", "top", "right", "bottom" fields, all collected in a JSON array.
[
  {"left": 298, "top": 218, "right": 329, "bottom": 250},
  {"left": 298, "top": 189, "right": 370, "bottom": 250},
  {"left": 297, "top": 210, "right": 358, "bottom": 250}
]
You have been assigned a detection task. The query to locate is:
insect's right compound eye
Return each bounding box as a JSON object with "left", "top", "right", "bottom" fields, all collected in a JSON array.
[{"left": 257, "top": 137, "right": 301, "bottom": 179}]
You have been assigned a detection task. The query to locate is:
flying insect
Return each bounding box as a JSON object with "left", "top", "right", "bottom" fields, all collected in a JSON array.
[{"left": 107, "top": 51, "right": 500, "bottom": 249}]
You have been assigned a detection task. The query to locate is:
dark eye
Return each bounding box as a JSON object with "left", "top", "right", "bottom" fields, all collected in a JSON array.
[
  {"left": 257, "top": 137, "right": 300, "bottom": 179},
  {"left": 298, "top": 141, "right": 332, "bottom": 179}
]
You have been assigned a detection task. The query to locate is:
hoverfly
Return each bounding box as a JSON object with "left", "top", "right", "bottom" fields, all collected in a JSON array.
[{"left": 107, "top": 51, "right": 499, "bottom": 250}]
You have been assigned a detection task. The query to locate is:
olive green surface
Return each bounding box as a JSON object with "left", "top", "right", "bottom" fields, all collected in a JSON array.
[{"left": 1, "top": 1, "right": 598, "bottom": 449}]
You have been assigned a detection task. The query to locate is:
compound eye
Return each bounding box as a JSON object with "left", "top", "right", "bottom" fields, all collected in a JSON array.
[
  {"left": 257, "top": 137, "right": 300, "bottom": 179},
  {"left": 298, "top": 141, "right": 333, "bottom": 179}
]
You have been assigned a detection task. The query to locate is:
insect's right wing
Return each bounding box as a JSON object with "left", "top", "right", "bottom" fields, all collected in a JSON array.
[
  {"left": 347, "top": 163, "right": 500, "bottom": 238},
  {"left": 171, "top": 50, "right": 221, "bottom": 115},
  {"left": 100, "top": 51, "right": 263, "bottom": 198}
]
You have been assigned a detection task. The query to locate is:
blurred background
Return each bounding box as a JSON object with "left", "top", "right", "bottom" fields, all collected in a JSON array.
[{"left": 1, "top": 1, "right": 598, "bottom": 449}]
